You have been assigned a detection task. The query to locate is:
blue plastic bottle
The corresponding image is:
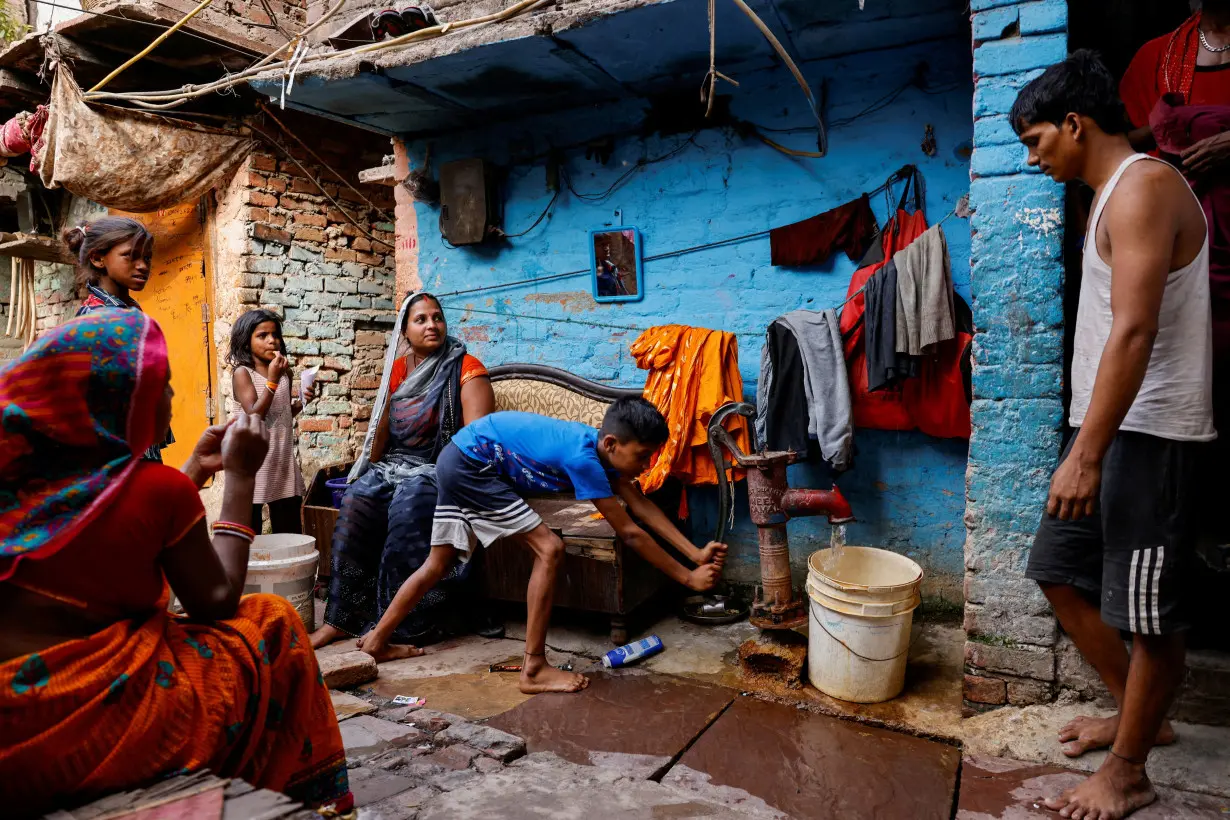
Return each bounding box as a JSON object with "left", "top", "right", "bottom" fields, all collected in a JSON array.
[{"left": 602, "top": 635, "right": 664, "bottom": 668}]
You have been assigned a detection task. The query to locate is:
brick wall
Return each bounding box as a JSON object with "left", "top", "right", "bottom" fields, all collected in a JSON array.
[
  {"left": 0, "top": 259, "right": 29, "bottom": 363},
  {"left": 212, "top": 123, "right": 396, "bottom": 480},
  {"left": 32, "top": 262, "right": 83, "bottom": 334},
  {"left": 200, "top": 0, "right": 307, "bottom": 50},
  {"left": 962, "top": 0, "right": 1067, "bottom": 711}
]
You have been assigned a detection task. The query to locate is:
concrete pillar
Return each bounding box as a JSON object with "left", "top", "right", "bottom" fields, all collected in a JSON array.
[{"left": 392, "top": 138, "right": 421, "bottom": 303}]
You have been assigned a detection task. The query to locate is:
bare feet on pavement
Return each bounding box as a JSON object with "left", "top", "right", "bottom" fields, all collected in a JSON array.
[
  {"left": 520, "top": 653, "right": 588, "bottom": 694},
  {"left": 309, "top": 624, "right": 346, "bottom": 650},
  {"left": 355, "top": 629, "right": 425, "bottom": 662},
  {"left": 1058, "top": 715, "right": 1176, "bottom": 758},
  {"left": 1045, "top": 757, "right": 1157, "bottom": 819}
]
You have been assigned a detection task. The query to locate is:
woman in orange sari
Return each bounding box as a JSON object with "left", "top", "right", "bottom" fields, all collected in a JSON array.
[{"left": 0, "top": 311, "right": 352, "bottom": 817}]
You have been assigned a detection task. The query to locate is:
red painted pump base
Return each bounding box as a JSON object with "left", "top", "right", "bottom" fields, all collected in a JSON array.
[{"left": 750, "top": 585, "right": 808, "bottom": 631}]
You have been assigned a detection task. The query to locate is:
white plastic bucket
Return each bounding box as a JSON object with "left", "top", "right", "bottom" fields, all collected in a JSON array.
[
  {"left": 170, "top": 534, "right": 319, "bottom": 629},
  {"left": 806, "top": 546, "right": 922, "bottom": 703},
  {"left": 244, "top": 549, "right": 320, "bottom": 633},
  {"left": 250, "top": 533, "right": 317, "bottom": 562}
]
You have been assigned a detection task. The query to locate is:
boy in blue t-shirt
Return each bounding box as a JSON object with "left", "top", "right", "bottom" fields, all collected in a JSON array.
[{"left": 356, "top": 397, "right": 727, "bottom": 694}]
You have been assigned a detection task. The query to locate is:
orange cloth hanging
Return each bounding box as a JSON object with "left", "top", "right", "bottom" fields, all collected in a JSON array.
[{"left": 631, "top": 325, "right": 751, "bottom": 497}]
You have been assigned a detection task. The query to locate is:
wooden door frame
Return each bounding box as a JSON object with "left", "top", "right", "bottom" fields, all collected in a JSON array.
[{"left": 200, "top": 194, "right": 222, "bottom": 428}]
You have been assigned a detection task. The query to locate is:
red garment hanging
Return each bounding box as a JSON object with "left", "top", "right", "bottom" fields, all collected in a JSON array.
[
  {"left": 840, "top": 208, "right": 927, "bottom": 431},
  {"left": 839, "top": 208, "right": 971, "bottom": 439}
]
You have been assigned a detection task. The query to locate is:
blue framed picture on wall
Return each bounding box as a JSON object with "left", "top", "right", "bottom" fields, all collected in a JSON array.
[{"left": 590, "top": 227, "right": 644, "bottom": 303}]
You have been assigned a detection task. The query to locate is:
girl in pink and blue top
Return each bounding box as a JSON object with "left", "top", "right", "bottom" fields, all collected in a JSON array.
[{"left": 228, "top": 309, "right": 314, "bottom": 534}]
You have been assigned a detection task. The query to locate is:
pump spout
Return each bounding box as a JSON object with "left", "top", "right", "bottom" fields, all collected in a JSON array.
[{"left": 780, "top": 485, "right": 854, "bottom": 524}]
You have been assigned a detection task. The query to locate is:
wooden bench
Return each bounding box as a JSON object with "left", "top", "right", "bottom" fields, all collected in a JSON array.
[
  {"left": 302, "top": 365, "right": 667, "bottom": 645},
  {"left": 484, "top": 364, "right": 667, "bottom": 645}
]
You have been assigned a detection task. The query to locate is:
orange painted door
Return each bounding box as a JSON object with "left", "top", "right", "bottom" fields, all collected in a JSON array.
[{"left": 111, "top": 201, "right": 216, "bottom": 468}]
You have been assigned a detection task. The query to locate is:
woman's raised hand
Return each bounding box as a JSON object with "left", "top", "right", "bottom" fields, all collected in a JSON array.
[{"left": 222, "top": 412, "right": 270, "bottom": 477}]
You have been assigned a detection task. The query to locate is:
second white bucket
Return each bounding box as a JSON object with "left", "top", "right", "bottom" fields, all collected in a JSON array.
[
  {"left": 244, "top": 534, "right": 319, "bottom": 632},
  {"left": 806, "top": 546, "right": 922, "bottom": 703}
]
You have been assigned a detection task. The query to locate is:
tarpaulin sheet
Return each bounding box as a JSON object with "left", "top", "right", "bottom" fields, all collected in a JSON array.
[{"left": 37, "top": 68, "right": 254, "bottom": 212}]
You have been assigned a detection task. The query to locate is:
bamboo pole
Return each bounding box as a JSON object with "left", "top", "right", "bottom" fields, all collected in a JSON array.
[{"left": 88, "top": 0, "right": 214, "bottom": 93}]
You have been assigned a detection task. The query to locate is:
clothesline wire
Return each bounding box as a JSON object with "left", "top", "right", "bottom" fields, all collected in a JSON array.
[
  {"left": 432, "top": 165, "right": 921, "bottom": 300},
  {"left": 437, "top": 200, "right": 964, "bottom": 309},
  {"left": 432, "top": 228, "right": 772, "bottom": 299},
  {"left": 441, "top": 304, "right": 764, "bottom": 336},
  {"left": 441, "top": 206, "right": 965, "bottom": 335},
  {"left": 442, "top": 306, "right": 650, "bottom": 332}
]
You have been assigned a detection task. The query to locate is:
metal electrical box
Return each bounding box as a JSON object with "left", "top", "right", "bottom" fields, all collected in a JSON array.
[{"left": 439, "top": 158, "right": 499, "bottom": 245}]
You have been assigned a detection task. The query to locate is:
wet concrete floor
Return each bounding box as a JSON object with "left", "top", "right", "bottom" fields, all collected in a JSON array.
[
  {"left": 668, "top": 694, "right": 960, "bottom": 820},
  {"left": 319, "top": 603, "right": 1230, "bottom": 817},
  {"left": 956, "top": 755, "right": 1229, "bottom": 819},
  {"left": 486, "top": 670, "right": 736, "bottom": 779}
]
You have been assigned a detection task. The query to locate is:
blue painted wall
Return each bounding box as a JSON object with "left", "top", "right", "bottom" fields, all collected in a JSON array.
[
  {"left": 408, "top": 38, "right": 974, "bottom": 598},
  {"left": 963, "top": 0, "right": 1069, "bottom": 705}
]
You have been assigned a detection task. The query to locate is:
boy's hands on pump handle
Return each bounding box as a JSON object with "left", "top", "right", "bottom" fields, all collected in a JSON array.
[
  {"left": 222, "top": 413, "right": 271, "bottom": 477},
  {"left": 698, "top": 541, "right": 728, "bottom": 567},
  {"left": 687, "top": 562, "right": 723, "bottom": 591},
  {"left": 268, "top": 352, "right": 288, "bottom": 383}
]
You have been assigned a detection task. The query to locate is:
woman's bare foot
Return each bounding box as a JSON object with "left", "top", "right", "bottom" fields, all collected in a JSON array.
[
  {"left": 519, "top": 653, "right": 588, "bottom": 694},
  {"left": 367, "top": 643, "right": 426, "bottom": 662},
  {"left": 356, "top": 629, "right": 425, "bottom": 662},
  {"left": 1058, "top": 715, "right": 1176, "bottom": 758},
  {"left": 309, "top": 624, "right": 347, "bottom": 650},
  {"left": 1044, "top": 757, "right": 1157, "bottom": 819}
]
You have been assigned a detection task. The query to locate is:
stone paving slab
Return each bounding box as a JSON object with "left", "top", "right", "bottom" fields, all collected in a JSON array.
[
  {"left": 485, "top": 670, "right": 736, "bottom": 780},
  {"left": 956, "top": 755, "right": 1230, "bottom": 819},
  {"left": 416, "top": 751, "right": 785, "bottom": 820},
  {"left": 369, "top": 670, "right": 534, "bottom": 721},
  {"left": 340, "top": 715, "right": 429, "bottom": 758},
  {"left": 331, "top": 690, "right": 378, "bottom": 721},
  {"left": 664, "top": 695, "right": 961, "bottom": 819}
]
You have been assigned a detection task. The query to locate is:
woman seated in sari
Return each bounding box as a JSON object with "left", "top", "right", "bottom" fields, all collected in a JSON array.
[
  {"left": 0, "top": 312, "right": 352, "bottom": 817},
  {"left": 310, "top": 293, "right": 494, "bottom": 661}
]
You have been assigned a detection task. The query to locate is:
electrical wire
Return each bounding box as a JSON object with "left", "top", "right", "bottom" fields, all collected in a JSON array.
[
  {"left": 737, "top": 76, "right": 963, "bottom": 147},
  {"left": 561, "top": 132, "right": 699, "bottom": 203},
  {"left": 80, "top": 0, "right": 550, "bottom": 108},
  {"left": 496, "top": 187, "right": 560, "bottom": 239},
  {"left": 258, "top": 101, "right": 393, "bottom": 222},
  {"left": 249, "top": 123, "right": 394, "bottom": 251}
]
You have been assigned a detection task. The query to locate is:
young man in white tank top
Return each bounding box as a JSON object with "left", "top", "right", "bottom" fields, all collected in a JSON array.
[{"left": 1013, "top": 51, "right": 1214, "bottom": 819}]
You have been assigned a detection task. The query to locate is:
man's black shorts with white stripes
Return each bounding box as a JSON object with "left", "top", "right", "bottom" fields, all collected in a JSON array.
[{"left": 1026, "top": 431, "right": 1204, "bottom": 636}]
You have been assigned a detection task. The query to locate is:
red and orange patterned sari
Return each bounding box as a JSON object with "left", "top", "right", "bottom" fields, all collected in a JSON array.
[{"left": 0, "top": 312, "right": 352, "bottom": 816}]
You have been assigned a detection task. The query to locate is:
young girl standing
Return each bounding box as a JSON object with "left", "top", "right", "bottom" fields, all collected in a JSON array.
[
  {"left": 64, "top": 216, "right": 175, "bottom": 463},
  {"left": 228, "top": 309, "right": 314, "bottom": 534}
]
